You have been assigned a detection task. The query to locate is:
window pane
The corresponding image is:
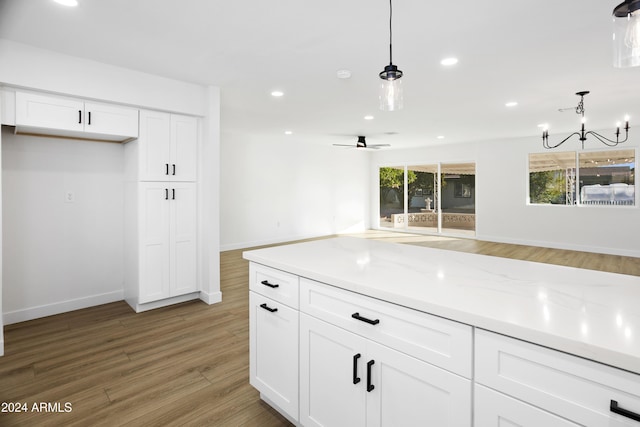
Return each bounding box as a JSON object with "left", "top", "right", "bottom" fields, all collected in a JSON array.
[
  {"left": 528, "top": 152, "right": 576, "bottom": 205},
  {"left": 379, "top": 166, "right": 405, "bottom": 228},
  {"left": 578, "top": 149, "right": 635, "bottom": 206},
  {"left": 406, "top": 165, "right": 438, "bottom": 233},
  {"left": 440, "top": 163, "right": 476, "bottom": 236}
]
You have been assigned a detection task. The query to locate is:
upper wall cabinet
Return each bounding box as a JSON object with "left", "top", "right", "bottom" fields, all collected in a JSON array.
[
  {"left": 15, "top": 91, "right": 139, "bottom": 142},
  {"left": 138, "top": 110, "right": 197, "bottom": 182}
]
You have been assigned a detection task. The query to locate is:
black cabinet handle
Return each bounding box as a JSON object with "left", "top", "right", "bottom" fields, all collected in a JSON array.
[
  {"left": 366, "top": 360, "right": 375, "bottom": 392},
  {"left": 259, "top": 303, "right": 278, "bottom": 313},
  {"left": 353, "top": 353, "right": 361, "bottom": 384},
  {"left": 78, "top": 110, "right": 82, "bottom": 124},
  {"left": 88, "top": 111, "right": 91, "bottom": 125},
  {"left": 172, "top": 164, "right": 176, "bottom": 176},
  {"left": 352, "top": 312, "right": 380, "bottom": 325},
  {"left": 165, "top": 163, "right": 169, "bottom": 175},
  {"left": 261, "top": 280, "right": 279, "bottom": 288},
  {"left": 164, "top": 188, "right": 169, "bottom": 200},
  {"left": 172, "top": 188, "right": 175, "bottom": 200},
  {"left": 611, "top": 400, "right": 640, "bottom": 422}
]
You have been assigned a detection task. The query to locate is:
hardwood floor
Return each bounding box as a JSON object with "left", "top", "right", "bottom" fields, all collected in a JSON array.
[{"left": 0, "top": 231, "right": 637, "bottom": 426}]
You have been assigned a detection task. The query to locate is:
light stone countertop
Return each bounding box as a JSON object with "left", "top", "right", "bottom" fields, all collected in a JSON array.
[{"left": 243, "top": 236, "right": 640, "bottom": 375}]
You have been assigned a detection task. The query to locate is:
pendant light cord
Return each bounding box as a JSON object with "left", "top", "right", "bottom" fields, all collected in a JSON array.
[{"left": 389, "top": 0, "right": 393, "bottom": 64}]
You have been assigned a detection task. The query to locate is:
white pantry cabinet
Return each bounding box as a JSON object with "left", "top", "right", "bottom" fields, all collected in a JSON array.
[
  {"left": 15, "top": 91, "right": 138, "bottom": 141},
  {"left": 124, "top": 111, "right": 200, "bottom": 312},
  {"left": 138, "top": 110, "right": 197, "bottom": 182},
  {"left": 136, "top": 182, "right": 197, "bottom": 304}
]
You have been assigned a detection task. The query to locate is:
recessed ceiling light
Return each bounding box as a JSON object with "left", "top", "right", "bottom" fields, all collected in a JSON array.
[
  {"left": 53, "top": 0, "right": 78, "bottom": 6},
  {"left": 336, "top": 69, "right": 352, "bottom": 79},
  {"left": 284, "top": 130, "right": 293, "bottom": 135},
  {"left": 440, "top": 57, "right": 458, "bottom": 66},
  {"left": 364, "top": 115, "right": 374, "bottom": 120},
  {"left": 505, "top": 101, "right": 518, "bottom": 107},
  {"left": 271, "top": 90, "right": 284, "bottom": 97},
  {"left": 437, "top": 135, "right": 445, "bottom": 139}
]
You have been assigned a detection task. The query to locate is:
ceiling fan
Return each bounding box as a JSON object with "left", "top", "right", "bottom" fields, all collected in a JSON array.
[{"left": 333, "top": 136, "right": 390, "bottom": 150}]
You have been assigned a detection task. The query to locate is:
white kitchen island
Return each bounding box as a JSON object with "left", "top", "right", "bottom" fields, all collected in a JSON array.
[{"left": 244, "top": 236, "right": 640, "bottom": 426}]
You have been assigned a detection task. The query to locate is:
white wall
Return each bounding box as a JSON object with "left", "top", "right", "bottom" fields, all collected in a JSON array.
[
  {"left": 220, "top": 132, "right": 370, "bottom": 250},
  {"left": 0, "top": 40, "right": 220, "bottom": 328},
  {"left": 2, "top": 130, "right": 124, "bottom": 323},
  {"left": 372, "top": 134, "right": 640, "bottom": 257}
]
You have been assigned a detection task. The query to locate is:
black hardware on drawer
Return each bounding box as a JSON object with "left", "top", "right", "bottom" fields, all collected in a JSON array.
[
  {"left": 366, "top": 360, "right": 375, "bottom": 392},
  {"left": 259, "top": 303, "right": 278, "bottom": 313},
  {"left": 352, "top": 312, "right": 380, "bottom": 325},
  {"left": 611, "top": 400, "right": 640, "bottom": 422},
  {"left": 261, "top": 280, "right": 279, "bottom": 288},
  {"left": 78, "top": 110, "right": 82, "bottom": 124},
  {"left": 353, "top": 353, "right": 361, "bottom": 384}
]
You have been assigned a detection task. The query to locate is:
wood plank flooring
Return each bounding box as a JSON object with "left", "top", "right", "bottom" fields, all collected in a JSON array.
[{"left": 0, "top": 231, "right": 638, "bottom": 426}]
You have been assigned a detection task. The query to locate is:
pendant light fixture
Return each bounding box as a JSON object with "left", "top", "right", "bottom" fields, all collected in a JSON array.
[
  {"left": 613, "top": 0, "right": 640, "bottom": 67},
  {"left": 541, "top": 91, "right": 630, "bottom": 149},
  {"left": 379, "top": 0, "right": 403, "bottom": 111}
]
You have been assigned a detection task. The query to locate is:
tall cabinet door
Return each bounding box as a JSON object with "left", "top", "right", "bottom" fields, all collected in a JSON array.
[
  {"left": 170, "top": 115, "right": 197, "bottom": 182},
  {"left": 365, "top": 341, "right": 472, "bottom": 427},
  {"left": 300, "top": 313, "right": 367, "bottom": 427},
  {"left": 139, "top": 183, "right": 171, "bottom": 303},
  {"left": 170, "top": 183, "right": 197, "bottom": 296},
  {"left": 139, "top": 110, "right": 171, "bottom": 181}
]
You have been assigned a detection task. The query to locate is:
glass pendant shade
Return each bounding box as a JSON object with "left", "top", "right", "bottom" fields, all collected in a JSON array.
[
  {"left": 613, "top": 0, "right": 640, "bottom": 68},
  {"left": 379, "top": 78, "right": 403, "bottom": 111},
  {"left": 379, "top": 64, "right": 404, "bottom": 111}
]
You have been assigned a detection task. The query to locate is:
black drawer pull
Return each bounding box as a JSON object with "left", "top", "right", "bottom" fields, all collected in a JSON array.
[
  {"left": 261, "top": 280, "right": 279, "bottom": 289},
  {"left": 366, "top": 359, "right": 375, "bottom": 392},
  {"left": 259, "top": 303, "right": 278, "bottom": 313},
  {"left": 165, "top": 163, "right": 169, "bottom": 175},
  {"left": 78, "top": 110, "right": 82, "bottom": 124},
  {"left": 353, "top": 353, "right": 361, "bottom": 384},
  {"left": 611, "top": 400, "right": 640, "bottom": 422},
  {"left": 88, "top": 111, "right": 91, "bottom": 125},
  {"left": 352, "top": 312, "right": 380, "bottom": 325},
  {"left": 172, "top": 164, "right": 176, "bottom": 175}
]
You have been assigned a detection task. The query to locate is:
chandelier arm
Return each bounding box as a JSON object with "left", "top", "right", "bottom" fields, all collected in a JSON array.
[
  {"left": 584, "top": 130, "right": 629, "bottom": 147},
  {"left": 543, "top": 132, "right": 581, "bottom": 149}
]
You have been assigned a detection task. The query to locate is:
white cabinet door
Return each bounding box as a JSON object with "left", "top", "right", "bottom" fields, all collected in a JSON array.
[
  {"left": 139, "top": 110, "right": 172, "bottom": 181},
  {"left": 139, "top": 110, "right": 197, "bottom": 182},
  {"left": 474, "top": 385, "right": 581, "bottom": 427},
  {"left": 139, "top": 183, "right": 171, "bottom": 303},
  {"left": 249, "top": 292, "right": 299, "bottom": 421},
  {"left": 16, "top": 91, "right": 84, "bottom": 132},
  {"left": 15, "top": 92, "right": 138, "bottom": 140},
  {"left": 138, "top": 182, "right": 197, "bottom": 303},
  {"left": 366, "top": 340, "right": 471, "bottom": 427},
  {"left": 170, "top": 183, "right": 197, "bottom": 296},
  {"left": 300, "top": 313, "right": 367, "bottom": 427},
  {"left": 170, "top": 114, "right": 197, "bottom": 182},
  {"left": 84, "top": 101, "right": 139, "bottom": 138}
]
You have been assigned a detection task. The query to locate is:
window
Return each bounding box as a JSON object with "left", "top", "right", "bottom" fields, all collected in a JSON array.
[
  {"left": 379, "top": 162, "right": 476, "bottom": 236},
  {"left": 529, "top": 149, "right": 635, "bottom": 206}
]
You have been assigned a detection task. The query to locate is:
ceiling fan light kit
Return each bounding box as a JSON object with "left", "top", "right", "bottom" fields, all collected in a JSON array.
[
  {"left": 613, "top": 0, "right": 640, "bottom": 68},
  {"left": 541, "top": 91, "right": 630, "bottom": 149},
  {"left": 379, "top": 0, "right": 404, "bottom": 111}
]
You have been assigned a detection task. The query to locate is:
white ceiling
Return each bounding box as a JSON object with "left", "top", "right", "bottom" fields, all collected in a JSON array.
[{"left": 0, "top": 0, "right": 637, "bottom": 150}]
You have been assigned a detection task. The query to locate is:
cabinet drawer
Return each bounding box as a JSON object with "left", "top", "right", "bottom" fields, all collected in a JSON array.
[
  {"left": 249, "top": 263, "right": 299, "bottom": 309},
  {"left": 475, "top": 329, "right": 640, "bottom": 426},
  {"left": 475, "top": 384, "right": 580, "bottom": 426},
  {"left": 300, "top": 278, "right": 472, "bottom": 378}
]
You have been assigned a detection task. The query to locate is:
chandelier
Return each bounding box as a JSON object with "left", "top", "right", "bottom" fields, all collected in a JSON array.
[{"left": 542, "top": 91, "right": 630, "bottom": 149}]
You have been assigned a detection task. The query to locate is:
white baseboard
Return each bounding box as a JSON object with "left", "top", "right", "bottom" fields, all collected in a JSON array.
[
  {"left": 3, "top": 290, "right": 124, "bottom": 325},
  {"left": 199, "top": 290, "right": 222, "bottom": 305},
  {"left": 126, "top": 292, "right": 201, "bottom": 313}
]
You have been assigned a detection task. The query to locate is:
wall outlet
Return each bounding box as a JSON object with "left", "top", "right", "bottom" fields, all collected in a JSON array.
[{"left": 65, "top": 191, "right": 75, "bottom": 203}]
